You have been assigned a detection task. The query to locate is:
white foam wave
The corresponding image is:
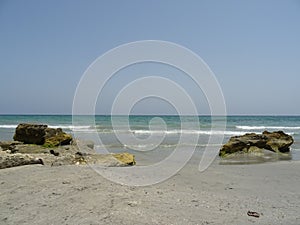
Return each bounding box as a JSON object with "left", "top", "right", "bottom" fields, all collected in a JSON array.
[
  {"left": 95, "top": 143, "right": 223, "bottom": 149},
  {"left": 0, "top": 125, "right": 18, "bottom": 129},
  {"left": 236, "top": 125, "right": 300, "bottom": 130},
  {"left": 50, "top": 125, "right": 91, "bottom": 130},
  {"left": 0, "top": 124, "right": 92, "bottom": 131},
  {"left": 131, "top": 129, "right": 246, "bottom": 136},
  {"left": 1, "top": 123, "right": 295, "bottom": 137}
]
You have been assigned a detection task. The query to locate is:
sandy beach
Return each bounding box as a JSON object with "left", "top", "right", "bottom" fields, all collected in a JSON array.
[
  {"left": 1, "top": 0, "right": 300, "bottom": 224},
  {"left": 1, "top": 157, "right": 299, "bottom": 225}
]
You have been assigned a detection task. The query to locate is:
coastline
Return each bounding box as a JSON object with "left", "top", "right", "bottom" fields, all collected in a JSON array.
[
  {"left": 0, "top": 116, "right": 299, "bottom": 224},
  {"left": 0, "top": 160, "right": 299, "bottom": 225}
]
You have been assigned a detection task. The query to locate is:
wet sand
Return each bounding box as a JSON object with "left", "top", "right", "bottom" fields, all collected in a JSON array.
[{"left": 0, "top": 159, "right": 300, "bottom": 225}]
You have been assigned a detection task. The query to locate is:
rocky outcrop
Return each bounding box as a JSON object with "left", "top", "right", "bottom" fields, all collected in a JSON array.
[
  {"left": 112, "top": 152, "right": 136, "bottom": 166},
  {"left": 0, "top": 141, "right": 23, "bottom": 152},
  {"left": 0, "top": 142, "right": 136, "bottom": 169},
  {"left": 43, "top": 128, "right": 72, "bottom": 147},
  {"left": 219, "top": 131, "right": 294, "bottom": 157},
  {"left": 74, "top": 152, "right": 136, "bottom": 167},
  {"left": 0, "top": 124, "right": 136, "bottom": 169},
  {"left": 0, "top": 151, "right": 43, "bottom": 169},
  {"left": 263, "top": 131, "right": 294, "bottom": 153},
  {"left": 13, "top": 123, "right": 72, "bottom": 147},
  {"left": 13, "top": 124, "right": 47, "bottom": 145}
]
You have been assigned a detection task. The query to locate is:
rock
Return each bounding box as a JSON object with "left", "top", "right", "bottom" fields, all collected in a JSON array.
[
  {"left": 263, "top": 131, "right": 293, "bottom": 153},
  {"left": 127, "top": 201, "right": 138, "bottom": 207},
  {"left": 73, "top": 152, "right": 136, "bottom": 167},
  {"left": 43, "top": 128, "right": 72, "bottom": 147},
  {"left": 13, "top": 123, "right": 72, "bottom": 147},
  {"left": 14, "top": 124, "right": 47, "bottom": 145},
  {"left": 6, "top": 143, "right": 135, "bottom": 167},
  {"left": 0, "top": 145, "right": 136, "bottom": 168},
  {"left": 219, "top": 131, "right": 294, "bottom": 157},
  {"left": 49, "top": 154, "right": 76, "bottom": 166},
  {"left": 0, "top": 152, "right": 43, "bottom": 169},
  {"left": 247, "top": 211, "right": 260, "bottom": 218},
  {"left": 1, "top": 126, "right": 135, "bottom": 168},
  {"left": 112, "top": 152, "right": 136, "bottom": 166},
  {"left": 0, "top": 141, "right": 23, "bottom": 152},
  {"left": 49, "top": 150, "right": 59, "bottom": 156},
  {"left": 13, "top": 144, "right": 49, "bottom": 154}
]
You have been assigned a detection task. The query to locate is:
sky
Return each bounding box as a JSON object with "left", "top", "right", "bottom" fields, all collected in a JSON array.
[{"left": 0, "top": 0, "right": 299, "bottom": 115}]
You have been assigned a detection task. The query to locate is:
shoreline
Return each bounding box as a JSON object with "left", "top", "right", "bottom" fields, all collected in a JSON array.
[{"left": 1, "top": 160, "right": 299, "bottom": 224}]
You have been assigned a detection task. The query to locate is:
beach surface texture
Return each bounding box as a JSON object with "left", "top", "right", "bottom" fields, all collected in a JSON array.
[
  {"left": 0, "top": 159, "right": 299, "bottom": 225},
  {"left": 0, "top": 116, "right": 300, "bottom": 224}
]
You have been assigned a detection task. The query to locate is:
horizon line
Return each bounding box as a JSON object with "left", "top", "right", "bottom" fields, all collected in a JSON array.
[{"left": 0, "top": 114, "right": 300, "bottom": 117}]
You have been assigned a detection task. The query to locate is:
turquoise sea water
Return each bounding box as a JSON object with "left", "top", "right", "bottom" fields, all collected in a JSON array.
[{"left": 0, "top": 115, "right": 300, "bottom": 163}]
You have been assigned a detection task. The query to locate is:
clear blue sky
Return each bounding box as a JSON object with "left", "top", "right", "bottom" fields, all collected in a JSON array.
[{"left": 0, "top": 0, "right": 299, "bottom": 115}]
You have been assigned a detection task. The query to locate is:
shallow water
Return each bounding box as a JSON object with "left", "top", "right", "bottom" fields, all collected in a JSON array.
[{"left": 0, "top": 115, "right": 299, "bottom": 165}]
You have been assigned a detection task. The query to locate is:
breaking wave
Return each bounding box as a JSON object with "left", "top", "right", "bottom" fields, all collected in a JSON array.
[{"left": 236, "top": 125, "right": 300, "bottom": 130}]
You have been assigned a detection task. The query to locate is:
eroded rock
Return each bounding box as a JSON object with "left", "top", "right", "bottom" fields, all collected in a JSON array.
[
  {"left": 43, "top": 128, "right": 72, "bottom": 147},
  {"left": 0, "top": 141, "right": 23, "bottom": 152},
  {"left": 13, "top": 124, "right": 47, "bottom": 145},
  {"left": 0, "top": 139, "right": 135, "bottom": 169},
  {"left": 0, "top": 152, "right": 43, "bottom": 169},
  {"left": 112, "top": 152, "right": 136, "bottom": 166},
  {"left": 219, "top": 131, "right": 294, "bottom": 157},
  {"left": 73, "top": 152, "right": 136, "bottom": 167},
  {"left": 263, "top": 131, "right": 293, "bottom": 153},
  {"left": 0, "top": 124, "right": 135, "bottom": 169},
  {"left": 13, "top": 123, "right": 72, "bottom": 147}
]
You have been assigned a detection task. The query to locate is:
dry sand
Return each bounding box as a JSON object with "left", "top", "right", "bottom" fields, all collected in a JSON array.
[{"left": 0, "top": 158, "right": 300, "bottom": 225}]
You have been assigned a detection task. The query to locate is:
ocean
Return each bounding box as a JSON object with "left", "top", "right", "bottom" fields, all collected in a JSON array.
[{"left": 0, "top": 115, "right": 300, "bottom": 164}]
